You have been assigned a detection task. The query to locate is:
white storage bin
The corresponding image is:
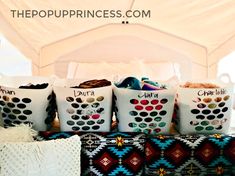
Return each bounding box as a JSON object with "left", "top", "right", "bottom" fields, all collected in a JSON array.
[
  {"left": 176, "top": 74, "right": 234, "bottom": 134},
  {"left": 0, "top": 75, "right": 55, "bottom": 131},
  {"left": 114, "top": 84, "right": 175, "bottom": 134},
  {"left": 54, "top": 79, "right": 113, "bottom": 132}
]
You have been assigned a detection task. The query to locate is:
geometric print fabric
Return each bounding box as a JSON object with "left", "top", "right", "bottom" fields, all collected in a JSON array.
[
  {"left": 38, "top": 132, "right": 235, "bottom": 176},
  {"left": 145, "top": 134, "right": 235, "bottom": 176},
  {"left": 39, "top": 132, "right": 146, "bottom": 176}
]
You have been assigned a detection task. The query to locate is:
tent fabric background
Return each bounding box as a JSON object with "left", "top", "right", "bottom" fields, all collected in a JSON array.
[{"left": 0, "top": 0, "right": 235, "bottom": 79}]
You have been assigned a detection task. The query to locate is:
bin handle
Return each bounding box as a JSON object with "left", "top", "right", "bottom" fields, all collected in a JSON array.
[{"left": 218, "top": 73, "right": 233, "bottom": 84}]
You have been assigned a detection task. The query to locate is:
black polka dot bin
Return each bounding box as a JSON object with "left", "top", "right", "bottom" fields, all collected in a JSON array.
[
  {"left": 0, "top": 76, "right": 55, "bottom": 131},
  {"left": 175, "top": 78, "right": 234, "bottom": 134},
  {"left": 53, "top": 79, "right": 113, "bottom": 132},
  {"left": 113, "top": 77, "right": 176, "bottom": 134}
]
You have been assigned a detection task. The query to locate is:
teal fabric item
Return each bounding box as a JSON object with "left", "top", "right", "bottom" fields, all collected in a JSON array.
[
  {"left": 116, "top": 77, "right": 165, "bottom": 90},
  {"left": 115, "top": 77, "right": 141, "bottom": 90},
  {"left": 141, "top": 77, "right": 159, "bottom": 87}
]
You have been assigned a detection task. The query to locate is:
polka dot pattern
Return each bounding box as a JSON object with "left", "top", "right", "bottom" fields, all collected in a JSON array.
[
  {"left": 190, "top": 95, "right": 230, "bottom": 132},
  {"left": 140, "top": 100, "right": 149, "bottom": 105},
  {"left": 65, "top": 95, "right": 106, "bottom": 131},
  {"left": 0, "top": 95, "right": 34, "bottom": 127},
  {"left": 0, "top": 91, "right": 55, "bottom": 129},
  {"left": 128, "top": 98, "right": 170, "bottom": 134}
]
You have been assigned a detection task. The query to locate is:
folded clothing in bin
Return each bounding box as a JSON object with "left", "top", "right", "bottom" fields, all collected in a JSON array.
[
  {"left": 145, "top": 134, "right": 235, "bottom": 175},
  {"left": 39, "top": 132, "right": 146, "bottom": 176}
]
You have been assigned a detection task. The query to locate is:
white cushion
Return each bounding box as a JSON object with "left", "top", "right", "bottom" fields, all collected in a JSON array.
[{"left": 0, "top": 135, "right": 81, "bottom": 176}]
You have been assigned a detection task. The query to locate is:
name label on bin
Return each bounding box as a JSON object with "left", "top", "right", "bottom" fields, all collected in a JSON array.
[
  {"left": 74, "top": 90, "right": 95, "bottom": 97},
  {"left": 138, "top": 92, "right": 158, "bottom": 98},
  {"left": 198, "top": 89, "right": 226, "bottom": 96},
  {"left": 0, "top": 86, "right": 16, "bottom": 95}
]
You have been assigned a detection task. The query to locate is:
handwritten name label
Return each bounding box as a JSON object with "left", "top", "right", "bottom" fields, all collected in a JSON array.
[
  {"left": 0, "top": 86, "right": 15, "bottom": 95},
  {"left": 74, "top": 90, "right": 95, "bottom": 97},
  {"left": 138, "top": 92, "right": 158, "bottom": 98},
  {"left": 197, "top": 89, "right": 226, "bottom": 96}
]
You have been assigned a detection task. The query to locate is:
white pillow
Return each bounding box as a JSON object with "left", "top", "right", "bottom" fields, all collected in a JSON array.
[
  {"left": 0, "top": 124, "right": 37, "bottom": 142},
  {"left": 0, "top": 135, "right": 81, "bottom": 176}
]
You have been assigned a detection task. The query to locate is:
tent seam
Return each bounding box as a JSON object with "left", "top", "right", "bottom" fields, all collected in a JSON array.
[
  {"left": 41, "top": 23, "right": 208, "bottom": 52},
  {"left": 125, "top": 0, "right": 135, "bottom": 21},
  {"left": 39, "top": 59, "right": 207, "bottom": 69},
  {"left": 208, "top": 33, "right": 235, "bottom": 55},
  {"left": 0, "top": 4, "right": 39, "bottom": 56},
  {"left": 208, "top": 33, "right": 235, "bottom": 68}
]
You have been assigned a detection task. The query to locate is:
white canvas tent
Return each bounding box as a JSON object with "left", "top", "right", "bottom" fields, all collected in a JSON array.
[{"left": 1, "top": 0, "right": 235, "bottom": 80}]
